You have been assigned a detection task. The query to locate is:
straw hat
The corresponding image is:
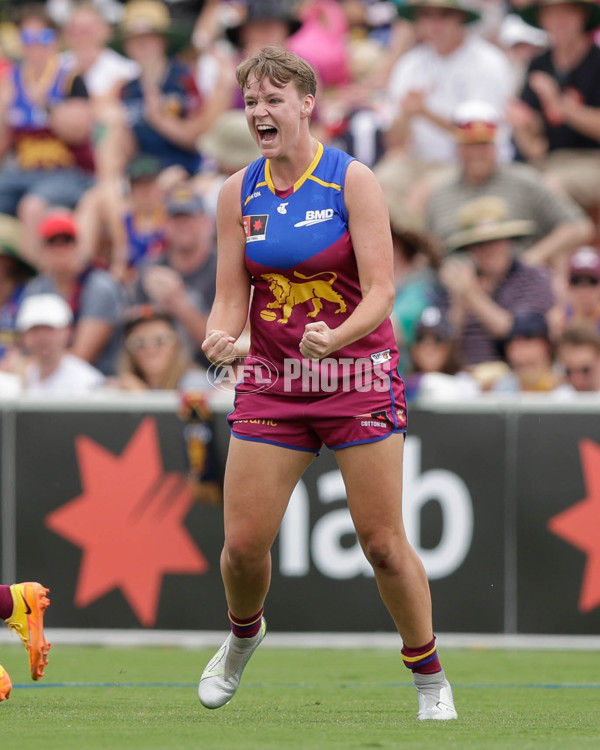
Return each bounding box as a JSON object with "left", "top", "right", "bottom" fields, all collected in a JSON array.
[
  {"left": 519, "top": 0, "right": 600, "bottom": 32},
  {"left": 198, "top": 110, "right": 261, "bottom": 172},
  {"left": 111, "top": 0, "right": 191, "bottom": 56},
  {"left": 446, "top": 197, "right": 536, "bottom": 253},
  {"left": 393, "top": 0, "right": 481, "bottom": 25}
]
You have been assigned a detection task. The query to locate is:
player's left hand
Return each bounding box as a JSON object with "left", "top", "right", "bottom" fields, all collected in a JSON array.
[{"left": 300, "top": 321, "right": 337, "bottom": 359}]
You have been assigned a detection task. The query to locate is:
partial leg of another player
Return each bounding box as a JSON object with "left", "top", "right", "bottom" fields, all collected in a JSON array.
[
  {"left": 199, "top": 438, "right": 315, "bottom": 709},
  {"left": 1, "top": 582, "right": 51, "bottom": 683},
  {"left": 336, "top": 434, "right": 457, "bottom": 720}
]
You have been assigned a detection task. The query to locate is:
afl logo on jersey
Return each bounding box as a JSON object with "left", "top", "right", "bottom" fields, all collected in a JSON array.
[{"left": 243, "top": 214, "right": 269, "bottom": 242}]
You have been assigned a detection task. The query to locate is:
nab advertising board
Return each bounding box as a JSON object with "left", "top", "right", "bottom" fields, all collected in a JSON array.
[{"left": 1, "top": 400, "right": 600, "bottom": 634}]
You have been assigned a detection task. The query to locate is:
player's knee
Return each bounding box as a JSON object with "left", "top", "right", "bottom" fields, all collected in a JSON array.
[
  {"left": 223, "top": 537, "right": 266, "bottom": 572},
  {"left": 362, "top": 534, "right": 398, "bottom": 572}
]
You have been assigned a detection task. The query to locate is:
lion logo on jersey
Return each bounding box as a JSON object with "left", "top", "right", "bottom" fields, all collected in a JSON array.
[{"left": 260, "top": 271, "right": 347, "bottom": 324}]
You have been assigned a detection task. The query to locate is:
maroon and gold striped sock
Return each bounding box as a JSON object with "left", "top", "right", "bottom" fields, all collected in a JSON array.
[
  {"left": 401, "top": 636, "right": 442, "bottom": 675},
  {"left": 229, "top": 607, "right": 264, "bottom": 639}
]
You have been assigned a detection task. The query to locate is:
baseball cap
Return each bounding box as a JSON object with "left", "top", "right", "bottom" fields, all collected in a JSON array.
[
  {"left": 415, "top": 306, "right": 454, "bottom": 341},
  {"left": 568, "top": 246, "right": 600, "bottom": 281},
  {"left": 166, "top": 186, "right": 205, "bottom": 216},
  {"left": 16, "top": 294, "right": 73, "bottom": 332},
  {"left": 498, "top": 13, "right": 549, "bottom": 49},
  {"left": 507, "top": 311, "right": 549, "bottom": 341},
  {"left": 453, "top": 100, "right": 500, "bottom": 144},
  {"left": 38, "top": 210, "right": 78, "bottom": 240}
]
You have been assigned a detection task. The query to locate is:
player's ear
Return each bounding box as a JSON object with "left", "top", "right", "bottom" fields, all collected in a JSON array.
[{"left": 301, "top": 95, "right": 315, "bottom": 118}]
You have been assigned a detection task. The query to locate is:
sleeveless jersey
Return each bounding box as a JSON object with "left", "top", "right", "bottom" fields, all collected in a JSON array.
[
  {"left": 239, "top": 142, "right": 399, "bottom": 397},
  {"left": 9, "top": 61, "right": 94, "bottom": 172}
]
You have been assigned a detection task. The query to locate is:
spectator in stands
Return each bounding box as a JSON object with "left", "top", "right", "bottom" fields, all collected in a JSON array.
[
  {"left": 555, "top": 322, "right": 600, "bottom": 394},
  {"left": 287, "top": 0, "right": 352, "bottom": 90},
  {"left": 426, "top": 100, "right": 594, "bottom": 268},
  {"left": 387, "top": 200, "right": 441, "bottom": 373},
  {"left": 550, "top": 246, "right": 600, "bottom": 335},
  {"left": 0, "top": 5, "right": 95, "bottom": 266},
  {"left": 79, "top": 154, "right": 168, "bottom": 280},
  {"left": 101, "top": 0, "right": 232, "bottom": 179},
  {"left": 132, "top": 184, "right": 216, "bottom": 363},
  {"left": 497, "top": 13, "right": 549, "bottom": 94},
  {"left": 0, "top": 215, "right": 36, "bottom": 368},
  {"left": 439, "top": 195, "right": 555, "bottom": 368},
  {"left": 226, "top": 0, "right": 302, "bottom": 59},
  {"left": 492, "top": 310, "right": 559, "bottom": 392},
  {"left": 404, "top": 305, "right": 480, "bottom": 401},
  {"left": 24, "top": 209, "right": 124, "bottom": 375},
  {"left": 512, "top": 0, "right": 600, "bottom": 211},
  {"left": 60, "top": 2, "right": 140, "bottom": 100},
  {"left": 194, "top": 109, "right": 261, "bottom": 218},
  {"left": 110, "top": 303, "right": 209, "bottom": 390},
  {"left": 374, "top": 0, "right": 513, "bottom": 216},
  {"left": 15, "top": 293, "right": 105, "bottom": 395}
]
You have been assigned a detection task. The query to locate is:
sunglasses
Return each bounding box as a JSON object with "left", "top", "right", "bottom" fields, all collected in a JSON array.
[
  {"left": 565, "top": 365, "right": 592, "bottom": 377},
  {"left": 569, "top": 276, "right": 599, "bottom": 287},
  {"left": 21, "top": 28, "right": 57, "bottom": 46},
  {"left": 127, "top": 333, "right": 176, "bottom": 352},
  {"left": 44, "top": 234, "right": 76, "bottom": 246}
]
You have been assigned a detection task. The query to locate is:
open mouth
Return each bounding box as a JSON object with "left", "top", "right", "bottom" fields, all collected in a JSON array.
[{"left": 257, "top": 124, "right": 277, "bottom": 144}]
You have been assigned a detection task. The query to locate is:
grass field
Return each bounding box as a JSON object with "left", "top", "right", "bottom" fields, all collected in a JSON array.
[{"left": 1, "top": 642, "right": 599, "bottom": 749}]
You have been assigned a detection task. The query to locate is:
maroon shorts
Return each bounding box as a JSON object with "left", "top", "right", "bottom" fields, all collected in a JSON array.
[{"left": 228, "top": 372, "right": 407, "bottom": 452}]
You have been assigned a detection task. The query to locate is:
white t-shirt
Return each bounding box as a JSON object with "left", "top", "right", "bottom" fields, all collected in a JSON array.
[
  {"left": 24, "top": 354, "right": 106, "bottom": 396},
  {"left": 384, "top": 34, "right": 514, "bottom": 162},
  {"left": 61, "top": 48, "right": 140, "bottom": 98}
]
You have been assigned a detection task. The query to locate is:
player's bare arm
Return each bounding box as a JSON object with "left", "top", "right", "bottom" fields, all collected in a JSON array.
[
  {"left": 202, "top": 170, "right": 252, "bottom": 363},
  {"left": 301, "top": 160, "right": 395, "bottom": 359}
]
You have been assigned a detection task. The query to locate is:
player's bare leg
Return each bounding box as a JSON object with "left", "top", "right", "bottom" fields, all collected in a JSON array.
[
  {"left": 336, "top": 434, "right": 457, "bottom": 720},
  {"left": 199, "top": 438, "right": 314, "bottom": 709}
]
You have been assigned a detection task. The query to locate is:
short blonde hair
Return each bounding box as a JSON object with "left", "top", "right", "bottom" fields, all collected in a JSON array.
[{"left": 236, "top": 45, "right": 317, "bottom": 98}]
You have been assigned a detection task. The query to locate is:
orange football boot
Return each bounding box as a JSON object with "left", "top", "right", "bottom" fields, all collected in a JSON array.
[{"left": 5, "top": 582, "right": 51, "bottom": 680}]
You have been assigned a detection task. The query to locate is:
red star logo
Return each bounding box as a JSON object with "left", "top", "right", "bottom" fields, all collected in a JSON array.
[
  {"left": 45, "top": 418, "right": 209, "bottom": 626},
  {"left": 547, "top": 439, "right": 600, "bottom": 613},
  {"left": 252, "top": 218, "right": 263, "bottom": 231}
]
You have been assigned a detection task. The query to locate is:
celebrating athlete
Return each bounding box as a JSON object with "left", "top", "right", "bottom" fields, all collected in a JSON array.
[{"left": 198, "top": 46, "right": 457, "bottom": 721}]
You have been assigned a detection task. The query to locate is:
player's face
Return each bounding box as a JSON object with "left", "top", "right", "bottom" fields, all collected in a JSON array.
[{"left": 243, "top": 75, "right": 314, "bottom": 159}]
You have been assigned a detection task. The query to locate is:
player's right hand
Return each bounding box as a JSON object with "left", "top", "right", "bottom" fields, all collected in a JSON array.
[{"left": 202, "top": 329, "right": 237, "bottom": 364}]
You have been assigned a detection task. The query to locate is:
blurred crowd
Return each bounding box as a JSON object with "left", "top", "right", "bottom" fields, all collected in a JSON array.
[{"left": 0, "top": 0, "right": 600, "bottom": 401}]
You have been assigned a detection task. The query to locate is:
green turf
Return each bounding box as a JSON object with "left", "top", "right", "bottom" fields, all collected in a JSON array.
[{"left": 1, "top": 643, "right": 599, "bottom": 749}]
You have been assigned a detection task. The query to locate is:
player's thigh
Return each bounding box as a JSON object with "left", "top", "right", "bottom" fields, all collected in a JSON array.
[
  {"left": 223, "top": 435, "right": 315, "bottom": 549},
  {"left": 335, "top": 433, "right": 405, "bottom": 538}
]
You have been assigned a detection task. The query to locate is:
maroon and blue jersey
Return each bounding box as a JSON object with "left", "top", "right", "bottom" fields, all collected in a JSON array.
[{"left": 238, "top": 141, "right": 399, "bottom": 397}]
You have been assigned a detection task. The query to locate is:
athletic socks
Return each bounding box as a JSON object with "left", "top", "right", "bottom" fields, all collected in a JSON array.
[
  {"left": 401, "top": 636, "right": 442, "bottom": 675},
  {"left": 229, "top": 607, "right": 264, "bottom": 639}
]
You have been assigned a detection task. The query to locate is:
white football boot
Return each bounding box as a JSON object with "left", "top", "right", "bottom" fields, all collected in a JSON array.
[
  {"left": 414, "top": 669, "right": 458, "bottom": 720},
  {"left": 199, "top": 618, "right": 267, "bottom": 709}
]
